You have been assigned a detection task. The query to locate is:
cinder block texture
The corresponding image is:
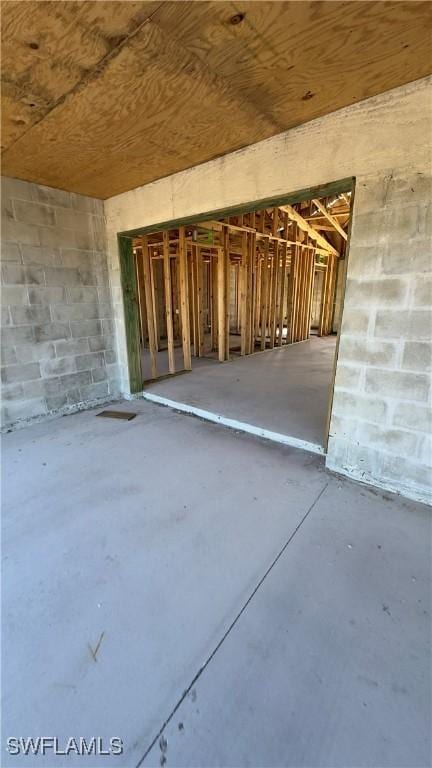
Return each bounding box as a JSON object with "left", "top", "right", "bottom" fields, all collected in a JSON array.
[
  {"left": 329, "top": 168, "right": 432, "bottom": 502},
  {"left": 1, "top": 177, "right": 119, "bottom": 427}
]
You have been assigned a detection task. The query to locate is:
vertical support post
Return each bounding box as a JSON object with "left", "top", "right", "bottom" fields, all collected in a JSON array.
[
  {"left": 270, "top": 241, "right": 278, "bottom": 348},
  {"left": 163, "top": 231, "right": 175, "bottom": 374},
  {"left": 250, "top": 231, "right": 257, "bottom": 354},
  {"left": 190, "top": 245, "right": 198, "bottom": 356},
  {"left": 196, "top": 246, "right": 204, "bottom": 357},
  {"left": 254, "top": 251, "right": 261, "bottom": 347},
  {"left": 218, "top": 244, "right": 226, "bottom": 362},
  {"left": 141, "top": 236, "right": 158, "bottom": 379},
  {"left": 278, "top": 242, "right": 287, "bottom": 346},
  {"left": 211, "top": 255, "right": 218, "bottom": 352},
  {"left": 136, "top": 246, "right": 148, "bottom": 347},
  {"left": 171, "top": 256, "right": 180, "bottom": 340},
  {"left": 298, "top": 245, "right": 305, "bottom": 340},
  {"left": 118, "top": 235, "right": 142, "bottom": 393},
  {"left": 240, "top": 231, "right": 248, "bottom": 355},
  {"left": 305, "top": 238, "right": 315, "bottom": 338},
  {"left": 321, "top": 252, "right": 337, "bottom": 335},
  {"left": 224, "top": 229, "right": 230, "bottom": 361},
  {"left": 318, "top": 254, "right": 330, "bottom": 337},
  {"left": 287, "top": 224, "right": 298, "bottom": 344},
  {"left": 318, "top": 262, "right": 326, "bottom": 337},
  {"left": 260, "top": 239, "right": 269, "bottom": 350},
  {"left": 266, "top": 244, "right": 272, "bottom": 345},
  {"left": 179, "top": 226, "right": 192, "bottom": 370},
  {"left": 149, "top": 254, "right": 159, "bottom": 352},
  {"left": 236, "top": 264, "right": 241, "bottom": 334}
]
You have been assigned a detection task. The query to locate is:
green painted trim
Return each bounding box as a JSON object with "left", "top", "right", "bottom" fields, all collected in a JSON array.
[
  {"left": 118, "top": 235, "right": 142, "bottom": 393},
  {"left": 323, "top": 176, "right": 357, "bottom": 452},
  {"left": 118, "top": 177, "right": 354, "bottom": 238}
]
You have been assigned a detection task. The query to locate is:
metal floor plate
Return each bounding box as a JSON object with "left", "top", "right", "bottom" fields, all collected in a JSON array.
[{"left": 96, "top": 410, "right": 137, "bottom": 421}]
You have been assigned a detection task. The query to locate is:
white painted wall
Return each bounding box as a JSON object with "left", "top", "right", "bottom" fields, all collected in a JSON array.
[{"left": 105, "top": 77, "right": 432, "bottom": 504}]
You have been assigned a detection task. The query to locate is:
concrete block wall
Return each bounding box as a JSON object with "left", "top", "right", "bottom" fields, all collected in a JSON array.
[
  {"left": 1, "top": 177, "right": 120, "bottom": 427},
  {"left": 105, "top": 77, "right": 431, "bottom": 503},
  {"left": 328, "top": 171, "right": 432, "bottom": 501}
]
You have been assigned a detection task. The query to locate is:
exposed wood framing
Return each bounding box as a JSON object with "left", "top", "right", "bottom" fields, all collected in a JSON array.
[
  {"left": 163, "top": 231, "right": 175, "bottom": 373},
  {"left": 141, "top": 235, "right": 158, "bottom": 379},
  {"left": 135, "top": 245, "right": 148, "bottom": 348},
  {"left": 218, "top": 243, "right": 227, "bottom": 362},
  {"left": 279, "top": 204, "right": 338, "bottom": 256},
  {"left": 318, "top": 253, "right": 337, "bottom": 336},
  {"left": 278, "top": 242, "right": 288, "bottom": 346},
  {"left": 312, "top": 199, "right": 348, "bottom": 240},
  {"left": 240, "top": 232, "right": 248, "bottom": 356},
  {"left": 179, "top": 226, "right": 192, "bottom": 370},
  {"left": 128, "top": 194, "right": 350, "bottom": 383}
]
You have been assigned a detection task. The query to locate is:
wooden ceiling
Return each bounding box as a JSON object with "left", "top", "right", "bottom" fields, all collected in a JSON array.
[{"left": 1, "top": 1, "right": 431, "bottom": 199}]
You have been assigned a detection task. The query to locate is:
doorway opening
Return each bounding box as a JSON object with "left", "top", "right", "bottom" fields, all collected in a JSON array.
[{"left": 120, "top": 181, "right": 354, "bottom": 453}]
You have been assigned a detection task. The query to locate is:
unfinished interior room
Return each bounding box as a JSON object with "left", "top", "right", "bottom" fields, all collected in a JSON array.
[
  {"left": 1, "top": 2, "right": 431, "bottom": 768},
  {"left": 131, "top": 192, "right": 352, "bottom": 452}
]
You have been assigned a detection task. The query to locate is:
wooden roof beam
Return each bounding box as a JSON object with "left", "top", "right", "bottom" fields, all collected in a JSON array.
[
  {"left": 311, "top": 198, "right": 348, "bottom": 240},
  {"left": 279, "top": 204, "right": 338, "bottom": 256},
  {"left": 304, "top": 212, "right": 349, "bottom": 221}
]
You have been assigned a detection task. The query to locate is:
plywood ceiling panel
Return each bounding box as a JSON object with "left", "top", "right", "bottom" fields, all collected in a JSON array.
[{"left": 1, "top": 0, "right": 431, "bottom": 198}]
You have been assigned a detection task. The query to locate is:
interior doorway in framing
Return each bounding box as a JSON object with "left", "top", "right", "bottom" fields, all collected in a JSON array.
[{"left": 119, "top": 179, "right": 354, "bottom": 453}]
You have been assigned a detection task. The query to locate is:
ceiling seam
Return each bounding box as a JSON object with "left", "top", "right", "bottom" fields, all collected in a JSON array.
[
  {"left": 1, "top": 1, "right": 165, "bottom": 158},
  {"left": 151, "top": 1, "right": 287, "bottom": 134}
]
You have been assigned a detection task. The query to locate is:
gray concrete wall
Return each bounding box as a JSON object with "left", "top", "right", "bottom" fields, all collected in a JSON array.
[
  {"left": 329, "top": 172, "right": 431, "bottom": 502},
  {"left": 105, "top": 77, "right": 431, "bottom": 503},
  {"left": 1, "top": 177, "right": 120, "bottom": 427}
]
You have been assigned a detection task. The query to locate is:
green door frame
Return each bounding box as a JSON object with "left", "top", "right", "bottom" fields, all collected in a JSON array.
[
  {"left": 118, "top": 235, "right": 142, "bottom": 393},
  {"left": 118, "top": 176, "right": 354, "bottom": 394}
]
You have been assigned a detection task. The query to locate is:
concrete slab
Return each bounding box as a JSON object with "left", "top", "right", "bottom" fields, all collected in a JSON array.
[
  {"left": 144, "top": 336, "right": 337, "bottom": 448},
  {"left": 2, "top": 401, "right": 430, "bottom": 767},
  {"left": 2, "top": 400, "right": 326, "bottom": 767},
  {"left": 142, "top": 480, "right": 431, "bottom": 768}
]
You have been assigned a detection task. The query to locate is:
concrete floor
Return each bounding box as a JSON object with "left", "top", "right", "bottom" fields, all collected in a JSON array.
[
  {"left": 144, "top": 336, "right": 337, "bottom": 449},
  {"left": 141, "top": 335, "right": 241, "bottom": 380},
  {"left": 2, "top": 400, "right": 430, "bottom": 768}
]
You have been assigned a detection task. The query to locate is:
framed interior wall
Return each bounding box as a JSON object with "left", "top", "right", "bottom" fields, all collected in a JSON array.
[{"left": 118, "top": 176, "right": 355, "bottom": 451}]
